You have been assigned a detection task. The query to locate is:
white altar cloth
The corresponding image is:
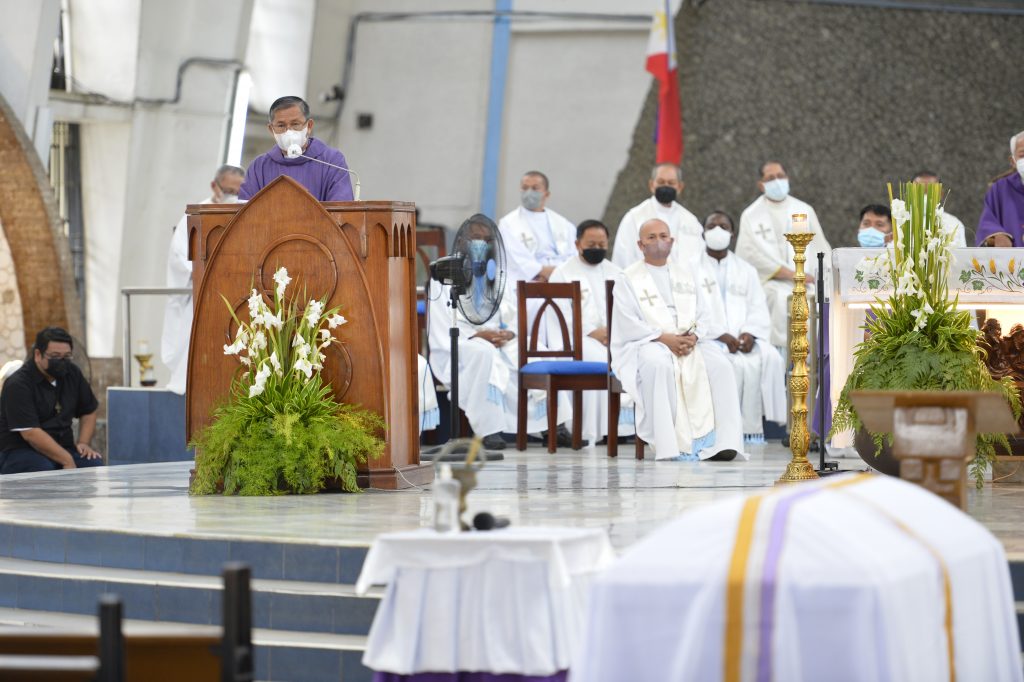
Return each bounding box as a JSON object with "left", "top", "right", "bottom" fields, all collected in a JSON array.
[
  {"left": 358, "top": 526, "right": 614, "bottom": 676},
  {"left": 573, "top": 474, "right": 1021, "bottom": 682}
]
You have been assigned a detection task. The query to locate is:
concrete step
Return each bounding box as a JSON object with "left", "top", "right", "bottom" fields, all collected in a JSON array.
[
  {"left": 0, "top": 557, "right": 381, "bottom": 637},
  {"left": 0, "top": 607, "right": 372, "bottom": 682},
  {"left": 0, "top": 521, "right": 370, "bottom": 583}
]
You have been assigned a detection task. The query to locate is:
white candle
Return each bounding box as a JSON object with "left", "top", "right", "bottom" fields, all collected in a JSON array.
[
  {"left": 790, "top": 213, "right": 809, "bottom": 233},
  {"left": 137, "top": 339, "right": 149, "bottom": 355}
]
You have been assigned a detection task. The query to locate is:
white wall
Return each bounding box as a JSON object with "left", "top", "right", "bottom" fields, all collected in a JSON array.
[
  {"left": 0, "top": 0, "right": 60, "bottom": 141},
  {"left": 304, "top": 0, "right": 649, "bottom": 235},
  {"left": 30, "top": 0, "right": 661, "bottom": 387}
]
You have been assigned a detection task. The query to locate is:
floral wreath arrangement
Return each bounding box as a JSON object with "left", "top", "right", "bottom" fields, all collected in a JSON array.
[
  {"left": 190, "top": 267, "right": 384, "bottom": 495},
  {"left": 831, "top": 181, "right": 1020, "bottom": 487}
]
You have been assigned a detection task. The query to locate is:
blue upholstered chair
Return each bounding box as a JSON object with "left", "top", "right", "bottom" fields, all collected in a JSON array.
[{"left": 516, "top": 281, "right": 608, "bottom": 453}]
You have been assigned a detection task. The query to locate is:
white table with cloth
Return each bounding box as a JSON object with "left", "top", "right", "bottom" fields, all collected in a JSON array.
[
  {"left": 356, "top": 526, "right": 615, "bottom": 682},
  {"left": 830, "top": 246, "right": 1024, "bottom": 448},
  {"left": 574, "top": 473, "right": 1022, "bottom": 682}
]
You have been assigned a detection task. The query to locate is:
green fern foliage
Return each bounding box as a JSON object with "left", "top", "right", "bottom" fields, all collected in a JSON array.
[
  {"left": 189, "top": 267, "right": 385, "bottom": 496},
  {"left": 830, "top": 181, "right": 1020, "bottom": 488}
]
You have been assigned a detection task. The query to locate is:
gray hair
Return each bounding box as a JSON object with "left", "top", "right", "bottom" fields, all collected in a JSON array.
[
  {"left": 268, "top": 96, "right": 310, "bottom": 123},
  {"left": 214, "top": 164, "right": 244, "bottom": 183},
  {"left": 649, "top": 163, "right": 682, "bottom": 182},
  {"left": 1011, "top": 130, "right": 1024, "bottom": 156}
]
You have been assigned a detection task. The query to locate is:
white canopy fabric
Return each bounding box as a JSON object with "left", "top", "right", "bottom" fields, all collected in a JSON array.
[{"left": 573, "top": 473, "right": 1021, "bottom": 682}]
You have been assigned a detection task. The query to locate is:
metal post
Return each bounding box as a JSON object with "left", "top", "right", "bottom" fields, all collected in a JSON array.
[
  {"left": 222, "top": 562, "right": 254, "bottom": 682},
  {"left": 449, "top": 287, "right": 460, "bottom": 440},
  {"left": 121, "top": 292, "right": 131, "bottom": 386},
  {"left": 97, "top": 594, "right": 124, "bottom": 682}
]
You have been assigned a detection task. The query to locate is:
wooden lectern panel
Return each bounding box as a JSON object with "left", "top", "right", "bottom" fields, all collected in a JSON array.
[{"left": 186, "top": 176, "right": 431, "bottom": 489}]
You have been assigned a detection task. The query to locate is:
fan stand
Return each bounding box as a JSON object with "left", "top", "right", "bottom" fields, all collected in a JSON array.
[{"left": 420, "top": 284, "right": 504, "bottom": 462}]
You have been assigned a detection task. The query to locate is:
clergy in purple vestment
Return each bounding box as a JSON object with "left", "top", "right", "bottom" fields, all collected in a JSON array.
[
  {"left": 976, "top": 129, "right": 1024, "bottom": 247},
  {"left": 239, "top": 95, "right": 354, "bottom": 203}
]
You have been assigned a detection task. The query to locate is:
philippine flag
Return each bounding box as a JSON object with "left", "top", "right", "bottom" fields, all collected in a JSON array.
[{"left": 645, "top": 1, "right": 682, "bottom": 164}]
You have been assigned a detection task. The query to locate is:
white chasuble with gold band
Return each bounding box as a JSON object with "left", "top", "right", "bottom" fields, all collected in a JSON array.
[{"left": 624, "top": 261, "right": 715, "bottom": 455}]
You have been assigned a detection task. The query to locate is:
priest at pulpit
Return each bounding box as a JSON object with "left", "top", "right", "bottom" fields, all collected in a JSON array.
[
  {"left": 977, "top": 129, "right": 1024, "bottom": 247},
  {"left": 239, "top": 96, "right": 354, "bottom": 202}
]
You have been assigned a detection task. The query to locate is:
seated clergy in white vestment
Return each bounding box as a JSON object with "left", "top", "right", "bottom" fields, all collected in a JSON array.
[
  {"left": 546, "top": 219, "right": 633, "bottom": 444},
  {"left": 611, "top": 163, "right": 704, "bottom": 269},
  {"left": 497, "top": 170, "right": 577, "bottom": 286},
  {"left": 416, "top": 354, "right": 439, "bottom": 434},
  {"left": 611, "top": 219, "right": 745, "bottom": 461},
  {"left": 734, "top": 160, "right": 831, "bottom": 349},
  {"left": 694, "top": 211, "right": 786, "bottom": 443},
  {"left": 427, "top": 216, "right": 569, "bottom": 450}
]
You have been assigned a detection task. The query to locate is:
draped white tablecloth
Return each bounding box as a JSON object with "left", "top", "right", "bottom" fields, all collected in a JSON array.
[
  {"left": 358, "top": 527, "right": 615, "bottom": 676},
  {"left": 573, "top": 474, "right": 1022, "bottom": 682}
]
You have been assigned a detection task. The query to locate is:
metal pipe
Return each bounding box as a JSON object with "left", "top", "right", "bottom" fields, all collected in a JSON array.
[{"left": 120, "top": 287, "right": 193, "bottom": 385}]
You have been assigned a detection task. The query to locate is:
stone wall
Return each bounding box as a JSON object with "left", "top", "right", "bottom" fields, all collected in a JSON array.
[
  {"left": 0, "top": 218, "right": 25, "bottom": 362},
  {"left": 603, "top": 0, "right": 1024, "bottom": 249}
]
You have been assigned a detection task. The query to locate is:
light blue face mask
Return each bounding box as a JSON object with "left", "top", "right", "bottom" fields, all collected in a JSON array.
[
  {"left": 857, "top": 227, "right": 887, "bottom": 248},
  {"left": 763, "top": 178, "right": 790, "bottom": 202}
]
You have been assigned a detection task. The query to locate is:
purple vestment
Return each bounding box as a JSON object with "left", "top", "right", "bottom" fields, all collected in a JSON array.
[
  {"left": 239, "top": 137, "right": 354, "bottom": 202},
  {"left": 976, "top": 172, "right": 1024, "bottom": 246}
]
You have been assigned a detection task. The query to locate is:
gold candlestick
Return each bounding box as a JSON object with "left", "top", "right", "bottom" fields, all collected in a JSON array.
[{"left": 777, "top": 230, "right": 819, "bottom": 484}]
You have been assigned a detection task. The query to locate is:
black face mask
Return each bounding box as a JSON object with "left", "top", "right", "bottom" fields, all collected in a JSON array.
[
  {"left": 581, "top": 248, "right": 607, "bottom": 265},
  {"left": 46, "top": 358, "right": 72, "bottom": 379},
  {"left": 654, "top": 186, "right": 677, "bottom": 204}
]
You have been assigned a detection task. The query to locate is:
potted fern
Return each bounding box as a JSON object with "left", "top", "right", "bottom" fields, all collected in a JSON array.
[
  {"left": 831, "top": 181, "right": 1020, "bottom": 487},
  {"left": 190, "top": 267, "right": 384, "bottom": 496}
]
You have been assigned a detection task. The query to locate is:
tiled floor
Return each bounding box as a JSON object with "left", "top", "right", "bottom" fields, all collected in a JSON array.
[{"left": 0, "top": 442, "right": 1021, "bottom": 559}]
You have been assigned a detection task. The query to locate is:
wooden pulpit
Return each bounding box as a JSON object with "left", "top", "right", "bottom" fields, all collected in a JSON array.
[
  {"left": 850, "top": 390, "right": 1018, "bottom": 509},
  {"left": 185, "top": 176, "right": 432, "bottom": 489}
]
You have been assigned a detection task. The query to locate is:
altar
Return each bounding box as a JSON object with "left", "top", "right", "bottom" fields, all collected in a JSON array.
[{"left": 830, "top": 247, "right": 1024, "bottom": 447}]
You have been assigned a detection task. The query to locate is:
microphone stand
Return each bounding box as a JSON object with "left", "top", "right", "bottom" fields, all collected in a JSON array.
[
  {"left": 449, "top": 285, "right": 461, "bottom": 441},
  {"left": 816, "top": 251, "right": 839, "bottom": 474}
]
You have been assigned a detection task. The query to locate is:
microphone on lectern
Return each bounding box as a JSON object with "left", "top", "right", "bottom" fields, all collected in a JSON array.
[{"left": 285, "top": 144, "right": 361, "bottom": 200}]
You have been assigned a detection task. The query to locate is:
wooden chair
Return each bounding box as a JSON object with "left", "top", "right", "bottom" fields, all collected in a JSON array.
[
  {"left": 606, "top": 279, "right": 645, "bottom": 459},
  {"left": 0, "top": 564, "right": 251, "bottom": 682},
  {"left": 516, "top": 281, "right": 609, "bottom": 453}
]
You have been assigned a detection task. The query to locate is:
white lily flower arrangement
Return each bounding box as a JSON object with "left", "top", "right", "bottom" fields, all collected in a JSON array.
[
  {"left": 832, "top": 182, "right": 1020, "bottom": 487},
  {"left": 191, "top": 266, "right": 384, "bottom": 497}
]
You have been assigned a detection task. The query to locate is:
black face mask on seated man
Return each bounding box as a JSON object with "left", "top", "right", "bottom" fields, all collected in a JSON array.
[
  {"left": 654, "top": 186, "right": 677, "bottom": 204},
  {"left": 581, "top": 248, "right": 607, "bottom": 265},
  {"left": 46, "top": 358, "right": 73, "bottom": 379}
]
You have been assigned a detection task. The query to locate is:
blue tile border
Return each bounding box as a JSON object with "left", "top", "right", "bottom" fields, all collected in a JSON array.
[
  {"left": 341, "top": 650, "right": 374, "bottom": 682},
  {"left": 283, "top": 544, "right": 339, "bottom": 583},
  {"left": 0, "top": 522, "right": 377, "bottom": 588},
  {"left": 156, "top": 585, "right": 213, "bottom": 625},
  {"left": 229, "top": 541, "right": 284, "bottom": 580}
]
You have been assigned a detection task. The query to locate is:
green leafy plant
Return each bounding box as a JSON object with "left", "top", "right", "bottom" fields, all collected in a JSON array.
[
  {"left": 831, "top": 181, "right": 1020, "bottom": 487},
  {"left": 190, "top": 267, "right": 384, "bottom": 496}
]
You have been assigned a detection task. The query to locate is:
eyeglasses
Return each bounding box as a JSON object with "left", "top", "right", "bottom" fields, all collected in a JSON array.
[
  {"left": 270, "top": 121, "right": 309, "bottom": 133},
  {"left": 44, "top": 353, "right": 73, "bottom": 361}
]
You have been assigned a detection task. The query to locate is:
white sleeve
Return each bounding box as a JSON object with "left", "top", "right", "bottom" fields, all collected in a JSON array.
[
  {"left": 499, "top": 220, "right": 542, "bottom": 283},
  {"left": 739, "top": 263, "right": 772, "bottom": 340},
  {"left": 612, "top": 211, "right": 640, "bottom": 269},
  {"left": 166, "top": 214, "right": 192, "bottom": 287}
]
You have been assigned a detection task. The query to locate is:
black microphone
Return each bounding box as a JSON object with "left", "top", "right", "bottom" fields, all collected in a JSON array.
[
  {"left": 472, "top": 512, "right": 510, "bottom": 531},
  {"left": 283, "top": 145, "right": 361, "bottom": 200}
]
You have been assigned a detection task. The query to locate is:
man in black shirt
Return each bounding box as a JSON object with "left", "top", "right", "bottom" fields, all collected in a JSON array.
[{"left": 0, "top": 327, "right": 103, "bottom": 474}]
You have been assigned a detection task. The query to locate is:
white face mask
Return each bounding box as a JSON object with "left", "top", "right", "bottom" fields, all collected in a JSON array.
[
  {"left": 274, "top": 126, "right": 309, "bottom": 158},
  {"left": 218, "top": 193, "right": 239, "bottom": 204},
  {"left": 763, "top": 178, "right": 790, "bottom": 202},
  {"left": 1016, "top": 157, "right": 1024, "bottom": 182},
  {"left": 704, "top": 226, "right": 732, "bottom": 251}
]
